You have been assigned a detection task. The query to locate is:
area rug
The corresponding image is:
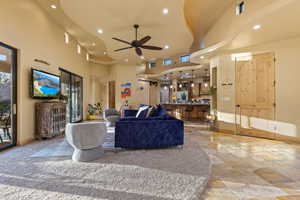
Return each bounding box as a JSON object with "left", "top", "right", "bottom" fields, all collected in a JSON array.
[
  {"left": 0, "top": 134, "right": 211, "bottom": 200},
  {"left": 31, "top": 127, "right": 115, "bottom": 158}
]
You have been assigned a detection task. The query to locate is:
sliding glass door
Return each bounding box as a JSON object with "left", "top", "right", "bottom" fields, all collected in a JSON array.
[
  {"left": 60, "top": 69, "right": 83, "bottom": 123},
  {"left": 0, "top": 42, "right": 17, "bottom": 151}
]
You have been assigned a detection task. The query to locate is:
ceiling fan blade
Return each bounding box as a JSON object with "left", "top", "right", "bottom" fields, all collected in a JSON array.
[
  {"left": 112, "top": 37, "right": 132, "bottom": 45},
  {"left": 114, "top": 46, "right": 133, "bottom": 52},
  {"left": 139, "top": 36, "right": 151, "bottom": 45},
  {"left": 141, "top": 45, "right": 163, "bottom": 50},
  {"left": 135, "top": 48, "right": 143, "bottom": 56}
]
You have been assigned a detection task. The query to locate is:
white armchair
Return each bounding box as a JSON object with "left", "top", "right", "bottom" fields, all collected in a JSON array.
[{"left": 66, "top": 122, "right": 107, "bottom": 162}]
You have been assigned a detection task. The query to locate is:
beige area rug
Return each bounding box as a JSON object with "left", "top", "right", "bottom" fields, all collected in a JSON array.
[{"left": 0, "top": 134, "right": 211, "bottom": 200}]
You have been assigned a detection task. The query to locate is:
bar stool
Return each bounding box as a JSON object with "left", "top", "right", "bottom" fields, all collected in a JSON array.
[
  {"left": 179, "top": 106, "right": 185, "bottom": 120},
  {"left": 185, "top": 106, "right": 193, "bottom": 121},
  {"left": 200, "top": 109, "right": 209, "bottom": 122},
  {"left": 166, "top": 107, "right": 173, "bottom": 116}
]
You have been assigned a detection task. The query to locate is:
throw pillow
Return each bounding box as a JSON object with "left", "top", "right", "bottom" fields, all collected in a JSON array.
[
  {"left": 150, "top": 105, "right": 158, "bottom": 117},
  {"left": 136, "top": 105, "right": 150, "bottom": 118},
  {"left": 156, "top": 105, "right": 166, "bottom": 116},
  {"left": 146, "top": 106, "right": 154, "bottom": 118}
]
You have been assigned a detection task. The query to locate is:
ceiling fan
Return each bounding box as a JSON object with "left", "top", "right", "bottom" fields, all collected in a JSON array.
[{"left": 112, "top": 24, "right": 163, "bottom": 57}]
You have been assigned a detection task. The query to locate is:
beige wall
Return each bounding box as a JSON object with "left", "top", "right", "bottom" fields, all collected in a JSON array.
[
  {"left": 108, "top": 64, "right": 149, "bottom": 110},
  {"left": 215, "top": 37, "right": 300, "bottom": 138},
  {"left": 0, "top": 0, "right": 108, "bottom": 145}
]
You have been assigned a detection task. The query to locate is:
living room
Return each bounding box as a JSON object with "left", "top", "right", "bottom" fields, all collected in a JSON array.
[{"left": 1, "top": 0, "right": 300, "bottom": 199}]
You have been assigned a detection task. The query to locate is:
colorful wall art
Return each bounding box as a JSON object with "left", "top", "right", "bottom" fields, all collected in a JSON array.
[{"left": 121, "top": 83, "right": 131, "bottom": 98}]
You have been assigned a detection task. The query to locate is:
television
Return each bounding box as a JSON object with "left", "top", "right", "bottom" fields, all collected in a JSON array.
[{"left": 32, "top": 69, "right": 60, "bottom": 99}]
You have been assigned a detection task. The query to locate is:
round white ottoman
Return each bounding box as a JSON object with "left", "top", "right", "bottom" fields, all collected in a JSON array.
[{"left": 66, "top": 122, "right": 107, "bottom": 162}]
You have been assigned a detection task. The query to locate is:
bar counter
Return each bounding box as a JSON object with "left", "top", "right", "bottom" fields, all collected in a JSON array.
[{"left": 162, "top": 103, "right": 210, "bottom": 121}]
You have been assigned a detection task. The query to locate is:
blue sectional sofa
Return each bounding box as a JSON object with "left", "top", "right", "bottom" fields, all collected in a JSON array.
[{"left": 115, "top": 106, "right": 184, "bottom": 149}]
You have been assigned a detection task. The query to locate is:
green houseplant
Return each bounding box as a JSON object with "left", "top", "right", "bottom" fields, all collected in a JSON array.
[{"left": 87, "top": 102, "right": 104, "bottom": 120}]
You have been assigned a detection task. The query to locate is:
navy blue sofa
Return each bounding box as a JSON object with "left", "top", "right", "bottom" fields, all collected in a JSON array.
[{"left": 115, "top": 106, "right": 184, "bottom": 149}]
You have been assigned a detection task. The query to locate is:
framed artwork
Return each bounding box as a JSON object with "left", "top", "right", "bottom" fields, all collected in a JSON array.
[{"left": 121, "top": 83, "right": 131, "bottom": 98}]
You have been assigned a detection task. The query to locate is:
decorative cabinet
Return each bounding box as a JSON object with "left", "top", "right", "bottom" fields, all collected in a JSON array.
[{"left": 35, "top": 102, "right": 66, "bottom": 139}]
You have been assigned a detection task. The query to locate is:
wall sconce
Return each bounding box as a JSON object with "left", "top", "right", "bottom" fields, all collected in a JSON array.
[
  {"left": 34, "top": 59, "right": 50, "bottom": 66},
  {"left": 221, "top": 82, "right": 233, "bottom": 86}
]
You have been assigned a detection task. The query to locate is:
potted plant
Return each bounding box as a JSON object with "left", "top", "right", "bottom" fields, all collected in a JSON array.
[{"left": 87, "top": 101, "right": 104, "bottom": 120}]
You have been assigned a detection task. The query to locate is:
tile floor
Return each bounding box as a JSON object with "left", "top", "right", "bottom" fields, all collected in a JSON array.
[{"left": 185, "top": 124, "right": 300, "bottom": 200}]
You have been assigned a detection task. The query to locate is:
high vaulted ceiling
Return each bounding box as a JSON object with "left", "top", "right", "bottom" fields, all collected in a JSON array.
[
  {"left": 60, "top": 0, "right": 193, "bottom": 64},
  {"left": 184, "top": 0, "right": 236, "bottom": 51},
  {"left": 36, "top": 0, "right": 237, "bottom": 65}
]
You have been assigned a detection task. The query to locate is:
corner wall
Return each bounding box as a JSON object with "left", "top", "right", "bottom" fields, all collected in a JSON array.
[{"left": 0, "top": 0, "right": 108, "bottom": 145}]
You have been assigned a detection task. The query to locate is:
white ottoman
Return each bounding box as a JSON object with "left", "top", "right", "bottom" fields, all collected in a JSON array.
[{"left": 66, "top": 122, "right": 107, "bottom": 162}]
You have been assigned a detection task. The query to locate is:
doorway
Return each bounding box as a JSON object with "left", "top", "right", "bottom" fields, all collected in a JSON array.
[
  {"left": 108, "top": 81, "right": 116, "bottom": 109},
  {"left": 235, "top": 52, "right": 276, "bottom": 139},
  {"left": 60, "top": 69, "right": 83, "bottom": 123},
  {"left": 0, "top": 42, "right": 17, "bottom": 151}
]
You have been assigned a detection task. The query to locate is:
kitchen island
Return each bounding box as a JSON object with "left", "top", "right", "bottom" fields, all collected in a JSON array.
[{"left": 162, "top": 103, "right": 210, "bottom": 121}]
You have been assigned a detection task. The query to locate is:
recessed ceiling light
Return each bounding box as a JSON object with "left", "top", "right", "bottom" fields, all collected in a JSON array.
[
  {"left": 253, "top": 24, "right": 261, "bottom": 30},
  {"left": 92, "top": 43, "right": 96, "bottom": 46},
  {"left": 200, "top": 56, "right": 205, "bottom": 59},
  {"left": 64, "top": 32, "right": 69, "bottom": 44},
  {"left": 77, "top": 44, "right": 81, "bottom": 54},
  {"left": 164, "top": 45, "right": 169, "bottom": 49},
  {"left": 163, "top": 8, "right": 169, "bottom": 15},
  {"left": 50, "top": 5, "right": 57, "bottom": 9},
  {"left": 140, "top": 56, "right": 145, "bottom": 60},
  {"left": 97, "top": 29, "right": 103, "bottom": 34},
  {"left": 103, "top": 51, "right": 107, "bottom": 55}
]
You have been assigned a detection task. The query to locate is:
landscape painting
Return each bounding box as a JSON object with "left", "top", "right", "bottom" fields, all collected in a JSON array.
[{"left": 32, "top": 69, "right": 60, "bottom": 98}]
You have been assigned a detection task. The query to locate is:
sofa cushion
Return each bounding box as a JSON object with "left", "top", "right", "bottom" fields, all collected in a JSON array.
[
  {"left": 149, "top": 114, "right": 174, "bottom": 120},
  {"left": 136, "top": 105, "right": 150, "bottom": 118}
]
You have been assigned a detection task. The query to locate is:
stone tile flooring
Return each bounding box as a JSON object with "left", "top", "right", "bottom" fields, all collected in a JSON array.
[{"left": 184, "top": 124, "right": 300, "bottom": 200}]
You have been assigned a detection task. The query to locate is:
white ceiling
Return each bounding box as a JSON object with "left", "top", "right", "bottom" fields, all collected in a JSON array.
[
  {"left": 60, "top": 0, "right": 193, "bottom": 64},
  {"left": 184, "top": 0, "right": 236, "bottom": 51},
  {"left": 228, "top": 0, "right": 300, "bottom": 50},
  {"left": 190, "top": 0, "right": 300, "bottom": 63},
  {"left": 35, "top": 0, "right": 242, "bottom": 65}
]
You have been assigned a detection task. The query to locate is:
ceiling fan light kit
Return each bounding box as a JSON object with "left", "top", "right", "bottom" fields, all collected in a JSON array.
[{"left": 113, "top": 24, "right": 163, "bottom": 57}]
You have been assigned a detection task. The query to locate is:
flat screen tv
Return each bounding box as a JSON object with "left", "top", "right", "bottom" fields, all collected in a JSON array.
[{"left": 32, "top": 69, "right": 60, "bottom": 99}]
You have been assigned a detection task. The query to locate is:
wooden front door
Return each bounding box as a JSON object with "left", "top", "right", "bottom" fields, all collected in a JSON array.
[
  {"left": 108, "top": 81, "right": 116, "bottom": 109},
  {"left": 235, "top": 52, "right": 276, "bottom": 139}
]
